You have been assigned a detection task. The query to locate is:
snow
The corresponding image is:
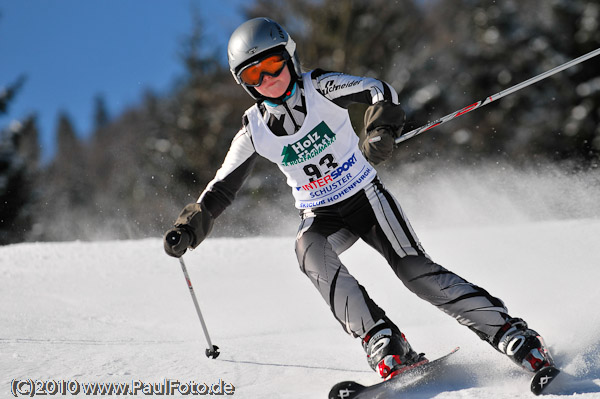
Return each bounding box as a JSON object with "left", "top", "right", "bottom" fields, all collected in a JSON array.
[{"left": 2, "top": 175, "right": 600, "bottom": 398}]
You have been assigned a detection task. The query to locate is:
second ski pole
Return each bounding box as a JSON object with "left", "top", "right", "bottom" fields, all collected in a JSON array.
[{"left": 394, "top": 47, "right": 600, "bottom": 145}]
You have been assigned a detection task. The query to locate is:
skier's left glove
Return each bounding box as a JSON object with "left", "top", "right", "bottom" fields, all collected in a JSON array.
[
  {"left": 361, "top": 102, "right": 405, "bottom": 165},
  {"left": 362, "top": 127, "right": 396, "bottom": 165},
  {"left": 163, "top": 203, "right": 214, "bottom": 258}
]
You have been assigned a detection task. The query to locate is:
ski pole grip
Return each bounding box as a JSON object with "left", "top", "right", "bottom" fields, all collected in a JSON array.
[{"left": 166, "top": 230, "right": 182, "bottom": 246}]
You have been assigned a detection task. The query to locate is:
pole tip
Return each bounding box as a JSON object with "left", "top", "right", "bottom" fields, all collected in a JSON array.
[{"left": 206, "top": 345, "right": 220, "bottom": 359}]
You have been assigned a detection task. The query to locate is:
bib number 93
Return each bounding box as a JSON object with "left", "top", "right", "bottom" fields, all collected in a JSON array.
[{"left": 303, "top": 154, "right": 338, "bottom": 182}]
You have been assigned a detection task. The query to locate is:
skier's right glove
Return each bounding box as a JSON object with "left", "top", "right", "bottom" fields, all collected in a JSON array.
[{"left": 163, "top": 203, "right": 214, "bottom": 258}]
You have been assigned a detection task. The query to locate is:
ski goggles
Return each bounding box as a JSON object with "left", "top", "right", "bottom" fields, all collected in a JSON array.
[{"left": 237, "top": 54, "right": 288, "bottom": 87}]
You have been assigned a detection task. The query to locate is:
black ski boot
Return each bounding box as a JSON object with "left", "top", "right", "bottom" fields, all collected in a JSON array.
[
  {"left": 363, "top": 319, "right": 428, "bottom": 380},
  {"left": 493, "top": 318, "right": 554, "bottom": 372}
]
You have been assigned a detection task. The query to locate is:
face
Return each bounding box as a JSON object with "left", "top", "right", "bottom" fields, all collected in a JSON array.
[{"left": 254, "top": 65, "right": 292, "bottom": 99}]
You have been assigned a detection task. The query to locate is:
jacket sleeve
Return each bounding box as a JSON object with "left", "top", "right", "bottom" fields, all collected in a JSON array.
[
  {"left": 312, "top": 69, "right": 405, "bottom": 137},
  {"left": 311, "top": 69, "right": 400, "bottom": 108},
  {"left": 198, "top": 122, "right": 258, "bottom": 218}
]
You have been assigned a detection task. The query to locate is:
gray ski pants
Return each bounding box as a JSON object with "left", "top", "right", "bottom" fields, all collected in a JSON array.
[{"left": 295, "top": 178, "right": 508, "bottom": 341}]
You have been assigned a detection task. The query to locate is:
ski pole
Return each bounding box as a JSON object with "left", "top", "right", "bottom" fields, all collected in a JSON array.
[
  {"left": 177, "top": 256, "right": 220, "bottom": 359},
  {"left": 394, "top": 47, "right": 600, "bottom": 145},
  {"left": 167, "top": 230, "right": 220, "bottom": 359}
]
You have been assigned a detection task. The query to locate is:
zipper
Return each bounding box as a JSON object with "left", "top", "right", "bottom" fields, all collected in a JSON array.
[{"left": 283, "top": 101, "right": 301, "bottom": 133}]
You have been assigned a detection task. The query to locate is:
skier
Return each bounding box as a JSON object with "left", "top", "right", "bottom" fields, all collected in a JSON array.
[{"left": 164, "top": 17, "right": 554, "bottom": 380}]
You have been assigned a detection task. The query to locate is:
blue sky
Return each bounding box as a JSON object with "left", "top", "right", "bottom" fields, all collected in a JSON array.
[{"left": 0, "top": 0, "right": 247, "bottom": 162}]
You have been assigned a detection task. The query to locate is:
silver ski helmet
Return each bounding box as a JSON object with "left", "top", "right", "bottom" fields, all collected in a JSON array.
[{"left": 228, "top": 17, "right": 302, "bottom": 100}]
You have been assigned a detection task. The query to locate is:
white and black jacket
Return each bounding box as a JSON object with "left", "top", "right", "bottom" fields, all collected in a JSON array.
[{"left": 198, "top": 69, "right": 402, "bottom": 218}]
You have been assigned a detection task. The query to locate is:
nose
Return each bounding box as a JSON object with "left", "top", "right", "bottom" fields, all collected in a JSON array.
[{"left": 261, "top": 74, "right": 275, "bottom": 85}]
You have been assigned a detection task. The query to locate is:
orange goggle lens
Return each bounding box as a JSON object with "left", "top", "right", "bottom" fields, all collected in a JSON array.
[{"left": 238, "top": 54, "right": 287, "bottom": 86}]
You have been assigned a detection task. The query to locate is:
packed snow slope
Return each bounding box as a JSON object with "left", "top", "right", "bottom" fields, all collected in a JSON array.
[
  {"left": 2, "top": 220, "right": 600, "bottom": 398},
  {"left": 2, "top": 166, "right": 600, "bottom": 398}
]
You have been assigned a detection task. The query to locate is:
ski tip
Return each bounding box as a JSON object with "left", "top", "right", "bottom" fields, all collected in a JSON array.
[
  {"left": 328, "top": 380, "right": 366, "bottom": 399},
  {"left": 328, "top": 346, "right": 462, "bottom": 398},
  {"left": 531, "top": 365, "right": 561, "bottom": 396}
]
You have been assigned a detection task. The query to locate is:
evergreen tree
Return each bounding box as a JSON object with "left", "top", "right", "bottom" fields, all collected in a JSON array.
[
  {"left": 37, "top": 112, "right": 89, "bottom": 241},
  {"left": 391, "top": 0, "right": 600, "bottom": 164},
  {"left": 0, "top": 75, "right": 37, "bottom": 244},
  {"left": 0, "top": 75, "right": 26, "bottom": 114},
  {"left": 93, "top": 94, "right": 110, "bottom": 130},
  {"left": 19, "top": 0, "right": 600, "bottom": 242},
  {"left": 0, "top": 125, "right": 28, "bottom": 244},
  {"left": 0, "top": 119, "right": 39, "bottom": 245}
]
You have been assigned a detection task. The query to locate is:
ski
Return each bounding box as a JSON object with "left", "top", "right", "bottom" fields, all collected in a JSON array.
[
  {"left": 530, "top": 365, "right": 561, "bottom": 395},
  {"left": 328, "top": 347, "right": 459, "bottom": 399}
]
